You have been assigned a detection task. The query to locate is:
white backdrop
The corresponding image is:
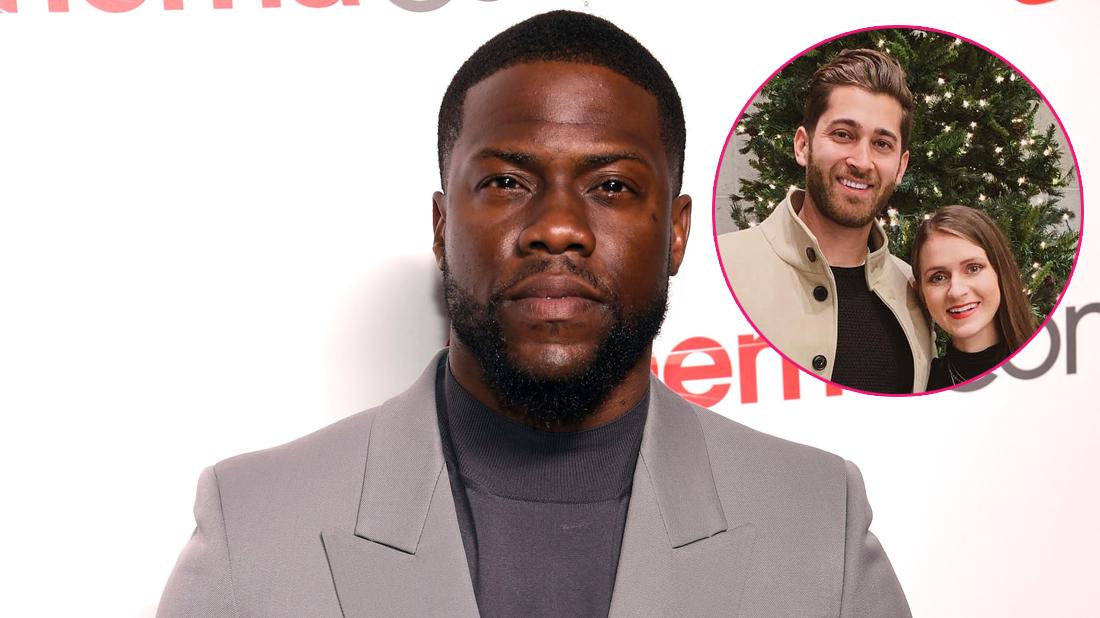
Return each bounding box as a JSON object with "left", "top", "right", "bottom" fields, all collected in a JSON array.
[{"left": 1, "top": 0, "right": 1096, "bottom": 616}]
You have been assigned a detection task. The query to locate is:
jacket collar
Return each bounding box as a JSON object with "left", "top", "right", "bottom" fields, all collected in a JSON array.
[
  {"left": 324, "top": 350, "right": 731, "bottom": 616},
  {"left": 353, "top": 350, "right": 448, "bottom": 553},
  {"left": 637, "top": 375, "right": 728, "bottom": 547},
  {"left": 352, "top": 350, "right": 727, "bottom": 552},
  {"left": 761, "top": 187, "right": 893, "bottom": 288}
]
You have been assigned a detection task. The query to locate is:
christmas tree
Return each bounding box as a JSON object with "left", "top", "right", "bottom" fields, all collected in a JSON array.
[{"left": 730, "top": 28, "right": 1077, "bottom": 328}]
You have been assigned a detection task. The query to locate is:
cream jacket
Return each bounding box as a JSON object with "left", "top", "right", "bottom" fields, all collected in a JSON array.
[{"left": 717, "top": 188, "right": 932, "bottom": 392}]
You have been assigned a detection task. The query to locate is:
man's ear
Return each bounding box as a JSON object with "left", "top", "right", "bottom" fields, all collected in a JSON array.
[
  {"left": 668, "top": 194, "right": 692, "bottom": 276},
  {"left": 896, "top": 149, "right": 910, "bottom": 184},
  {"left": 432, "top": 191, "right": 446, "bottom": 268},
  {"left": 793, "top": 126, "right": 810, "bottom": 167}
]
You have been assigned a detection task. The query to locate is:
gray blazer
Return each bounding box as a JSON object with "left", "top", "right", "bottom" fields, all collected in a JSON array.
[{"left": 158, "top": 351, "right": 910, "bottom": 617}]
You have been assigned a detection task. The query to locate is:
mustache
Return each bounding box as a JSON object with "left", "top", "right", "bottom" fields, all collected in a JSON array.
[{"left": 489, "top": 259, "right": 616, "bottom": 307}]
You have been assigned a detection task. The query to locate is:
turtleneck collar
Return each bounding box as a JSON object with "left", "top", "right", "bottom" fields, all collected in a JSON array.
[
  {"left": 439, "top": 365, "right": 648, "bottom": 503},
  {"left": 945, "top": 339, "right": 1009, "bottom": 381}
]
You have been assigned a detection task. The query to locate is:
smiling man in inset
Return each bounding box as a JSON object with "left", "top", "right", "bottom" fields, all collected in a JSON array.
[
  {"left": 719, "top": 49, "right": 933, "bottom": 394},
  {"left": 159, "top": 15, "right": 910, "bottom": 617}
]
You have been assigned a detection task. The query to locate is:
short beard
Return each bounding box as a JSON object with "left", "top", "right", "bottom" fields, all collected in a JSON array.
[
  {"left": 805, "top": 146, "right": 896, "bottom": 228},
  {"left": 442, "top": 256, "right": 668, "bottom": 427}
]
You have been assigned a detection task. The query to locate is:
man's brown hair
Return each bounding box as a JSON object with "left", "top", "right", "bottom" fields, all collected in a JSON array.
[{"left": 802, "top": 48, "right": 915, "bottom": 151}]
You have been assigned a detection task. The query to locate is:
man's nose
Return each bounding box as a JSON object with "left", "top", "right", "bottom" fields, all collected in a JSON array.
[
  {"left": 516, "top": 183, "right": 596, "bottom": 256},
  {"left": 845, "top": 141, "right": 874, "bottom": 174}
]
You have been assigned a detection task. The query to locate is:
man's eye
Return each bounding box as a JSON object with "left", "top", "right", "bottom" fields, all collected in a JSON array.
[
  {"left": 599, "top": 179, "right": 627, "bottom": 193},
  {"left": 874, "top": 139, "right": 893, "bottom": 150},
  {"left": 487, "top": 176, "right": 520, "bottom": 190}
]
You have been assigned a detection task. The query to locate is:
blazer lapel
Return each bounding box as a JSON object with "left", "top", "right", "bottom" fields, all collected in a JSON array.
[
  {"left": 321, "top": 352, "right": 479, "bottom": 617},
  {"left": 608, "top": 378, "right": 756, "bottom": 617}
]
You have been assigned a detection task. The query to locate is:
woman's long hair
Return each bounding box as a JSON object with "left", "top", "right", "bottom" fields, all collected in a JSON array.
[{"left": 910, "top": 205, "right": 1037, "bottom": 351}]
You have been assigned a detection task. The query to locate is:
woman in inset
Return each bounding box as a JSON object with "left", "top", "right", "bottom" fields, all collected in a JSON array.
[{"left": 911, "top": 205, "right": 1037, "bottom": 390}]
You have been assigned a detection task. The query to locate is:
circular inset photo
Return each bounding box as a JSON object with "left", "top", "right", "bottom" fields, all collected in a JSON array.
[{"left": 713, "top": 26, "right": 1082, "bottom": 396}]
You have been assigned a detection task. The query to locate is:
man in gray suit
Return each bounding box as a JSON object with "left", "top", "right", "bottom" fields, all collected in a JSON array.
[{"left": 159, "top": 11, "right": 910, "bottom": 617}]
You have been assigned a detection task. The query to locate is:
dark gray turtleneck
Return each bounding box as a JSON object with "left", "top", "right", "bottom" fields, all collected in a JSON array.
[{"left": 435, "top": 364, "right": 648, "bottom": 618}]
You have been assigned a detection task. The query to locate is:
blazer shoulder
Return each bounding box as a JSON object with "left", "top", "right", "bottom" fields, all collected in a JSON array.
[
  {"left": 690, "top": 404, "right": 848, "bottom": 496},
  {"left": 693, "top": 404, "right": 843, "bottom": 465},
  {"left": 213, "top": 404, "right": 380, "bottom": 486},
  {"left": 688, "top": 405, "right": 856, "bottom": 612},
  {"left": 160, "top": 406, "right": 389, "bottom": 617},
  {"left": 215, "top": 352, "right": 444, "bottom": 486}
]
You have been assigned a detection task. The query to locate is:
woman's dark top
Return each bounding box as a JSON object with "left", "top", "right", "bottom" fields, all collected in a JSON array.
[{"left": 928, "top": 340, "right": 1009, "bottom": 390}]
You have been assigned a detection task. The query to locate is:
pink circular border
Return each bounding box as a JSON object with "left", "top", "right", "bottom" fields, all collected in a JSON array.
[{"left": 709, "top": 23, "right": 1085, "bottom": 398}]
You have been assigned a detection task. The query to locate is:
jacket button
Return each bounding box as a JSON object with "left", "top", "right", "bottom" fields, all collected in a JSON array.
[
  {"left": 813, "top": 285, "right": 828, "bottom": 301},
  {"left": 812, "top": 355, "right": 828, "bottom": 371},
  {"left": 806, "top": 247, "right": 817, "bottom": 262}
]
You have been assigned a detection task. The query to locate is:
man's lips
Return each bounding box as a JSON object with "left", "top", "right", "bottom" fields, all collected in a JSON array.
[
  {"left": 838, "top": 176, "right": 872, "bottom": 191},
  {"left": 505, "top": 273, "right": 605, "bottom": 302},
  {"left": 502, "top": 274, "right": 607, "bottom": 322},
  {"left": 947, "top": 301, "right": 980, "bottom": 319}
]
